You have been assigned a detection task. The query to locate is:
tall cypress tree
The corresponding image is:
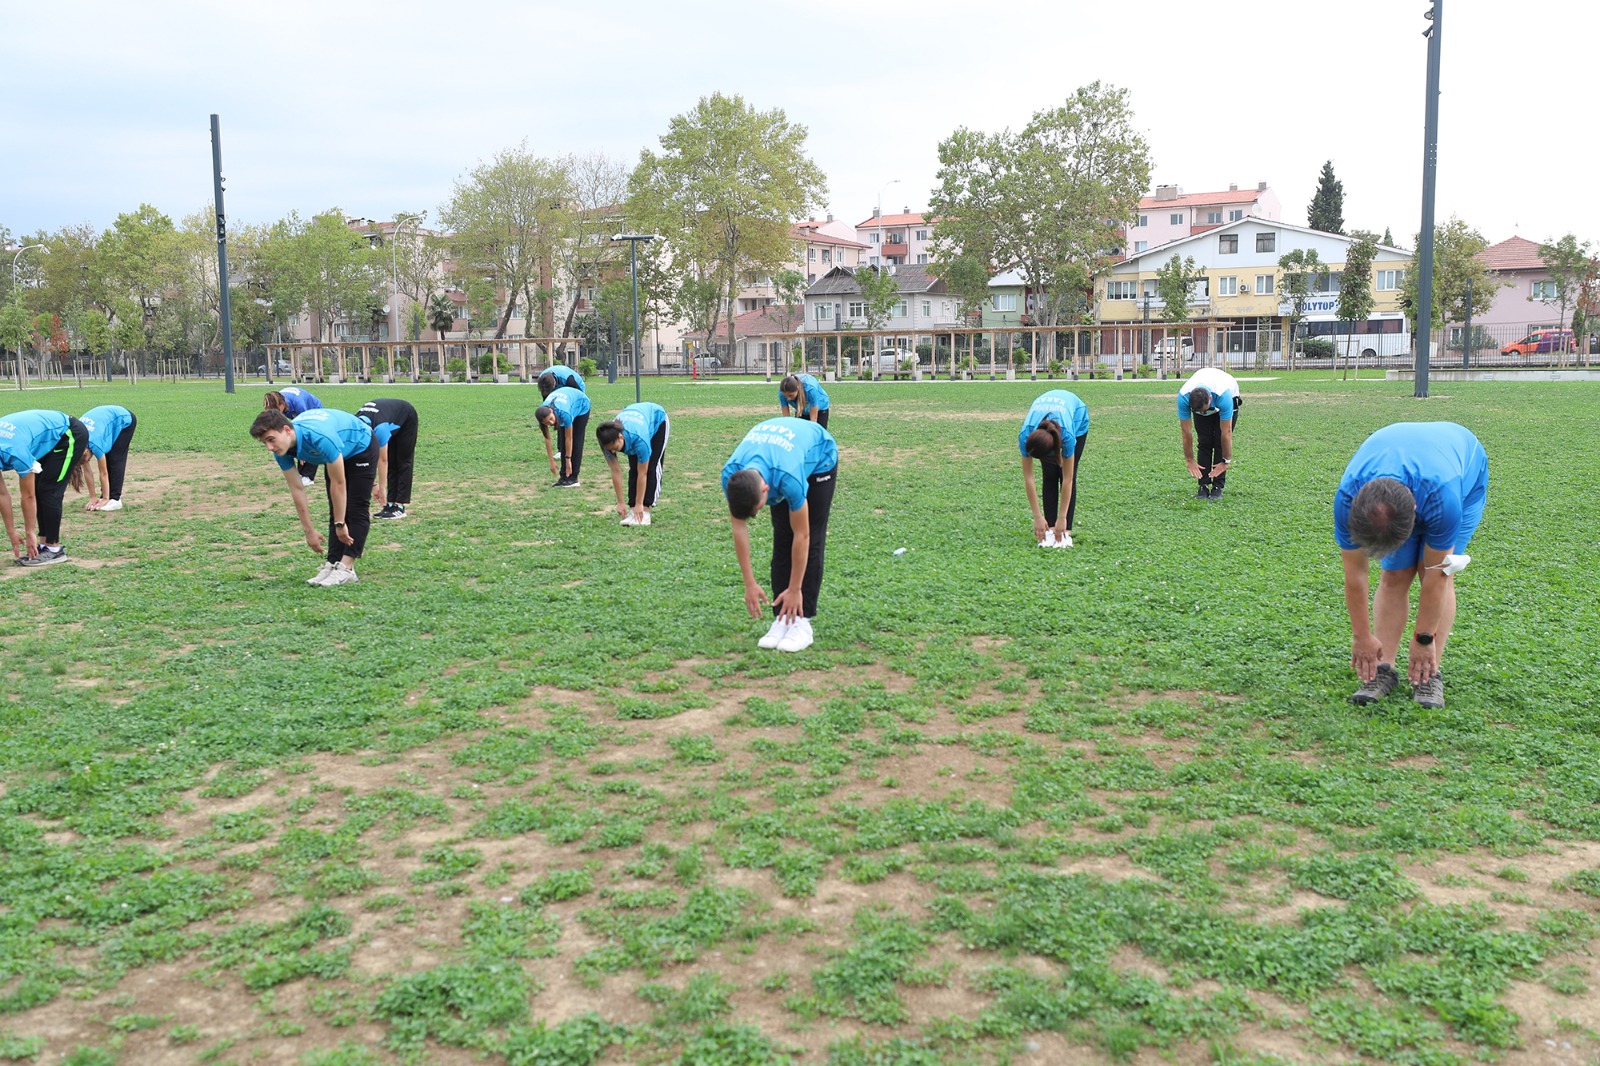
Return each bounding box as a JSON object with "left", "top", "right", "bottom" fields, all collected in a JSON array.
[{"left": 1307, "top": 160, "right": 1345, "bottom": 234}]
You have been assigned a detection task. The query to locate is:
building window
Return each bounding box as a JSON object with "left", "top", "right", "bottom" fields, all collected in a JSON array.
[
  {"left": 1142, "top": 279, "right": 1158, "bottom": 297},
  {"left": 869, "top": 232, "right": 880, "bottom": 244},
  {"left": 992, "top": 294, "right": 1017, "bottom": 312},
  {"left": 807, "top": 248, "right": 816, "bottom": 261},
  {"left": 1106, "top": 281, "right": 1137, "bottom": 300},
  {"left": 1376, "top": 269, "right": 1404, "bottom": 291},
  {"left": 895, "top": 300, "right": 908, "bottom": 317},
  {"left": 888, "top": 232, "right": 904, "bottom": 244},
  {"left": 1313, "top": 272, "right": 1343, "bottom": 294},
  {"left": 1137, "top": 214, "right": 1148, "bottom": 227},
  {"left": 1190, "top": 277, "right": 1210, "bottom": 299},
  {"left": 869, "top": 255, "right": 879, "bottom": 267},
  {"left": 848, "top": 301, "right": 866, "bottom": 317},
  {"left": 916, "top": 253, "right": 928, "bottom": 264},
  {"left": 814, "top": 303, "right": 832, "bottom": 321},
  {"left": 807, "top": 273, "right": 816, "bottom": 284},
  {"left": 1169, "top": 213, "right": 1183, "bottom": 225},
  {"left": 1133, "top": 241, "right": 1148, "bottom": 252},
  {"left": 1206, "top": 211, "right": 1222, "bottom": 224},
  {"left": 1256, "top": 233, "right": 1276, "bottom": 253},
  {"left": 1531, "top": 280, "right": 1557, "bottom": 300},
  {"left": 821, "top": 249, "right": 831, "bottom": 263},
  {"left": 1219, "top": 234, "right": 1238, "bottom": 254},
  {"left": 921, "top": 300, "right": 931, "bottom": 316},
  {"left": 1255, "top": 274, "right": 1274, "bottom": 295},
  {"left": 1218, "top": 276, "right": 1239, "bottom": 296},
  {"left": 915, "top": 229, "right": 928, "bottom": 241},
  {"left": 1228, "top": 209, "right": 1244, "bottom": 221}
]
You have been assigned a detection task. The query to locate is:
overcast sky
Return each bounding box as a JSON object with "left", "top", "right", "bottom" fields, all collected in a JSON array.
[{"left": 2, "top": 0, "right": 1594, "bottom": 249}]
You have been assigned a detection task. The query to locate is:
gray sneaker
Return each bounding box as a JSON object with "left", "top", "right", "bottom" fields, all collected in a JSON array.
[
  {"left": 1412, "top": 672, "right": 1445, "bottom": 709},
  {"left": 1351, "top": 663, "right": 1400, "bottom": 705}
]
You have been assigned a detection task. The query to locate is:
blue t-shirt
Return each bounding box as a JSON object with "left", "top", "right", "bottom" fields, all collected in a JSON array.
[
  {"left": 721, "top": 418, "right": 838, "bottom": 511},
  {"left": 778, "top": 374, "right": 830, "bottom": 414},
  {"left": 80, "top": 405, "right": 134, "bottom": 458},
  {"left": 355, "top": 398, "right": 415, "bottom": 448},
  {"left": 542, "top": 365, "right": 584, "bottom": 392},
  {"left": 616, "top": 403, "right": 668, "bottom": 465},
  {"left": 545, "top": 387, "right": 591, "bottom": 427},
  {"left": 1176, "top": 368, "right": 1238, "bottom": 420},
  {"left": 0, "top": 410, "right": 70, "bottom": 474},
  {"left": 1334, "top": 422, "right": 1488, "bottom": 552},
  {"left": 273, "top": 409, "right": 373, "bottom": 471},
  {"left": 1018, "top": 391, "right": 1090, "bottom": 455},
  {"left": 276, "top": 387, "right": 322, "bottom": 416}
]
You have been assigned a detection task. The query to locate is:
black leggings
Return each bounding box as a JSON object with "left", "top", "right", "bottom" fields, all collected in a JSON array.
[
  {"left": 1194, "top": 398, "right": 1241, "bottom": 490},
  {"left": 1041, "top": 432, "right": 1088, "bottom": 529},
  {"left": 814, "top": 408, "right": 830, "bottom": 430},
  {"left": 386, "top": 413, "right": 419, "bottom": 505},
  {"left": 769, "top": 464, "right": 837, "bottom": 619},
  {"left": 325, "top": 437, "right": 378, "bottom": 563},
  {"left": 105, "top": 413, "right": 137, "bottom": 499},
  {"left": 35, "top": 418, "right": 89, "bottom": 543},
  {"left": 626, "top": 418, "right": 670, "bottom": 508},
  {"left": 560, "top": 414, "right": 589, "bottom": 479}
]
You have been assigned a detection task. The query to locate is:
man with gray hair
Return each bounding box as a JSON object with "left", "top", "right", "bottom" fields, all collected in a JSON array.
[{"left": 1335, "top": 422, "right": 1488, "bottom": 710}]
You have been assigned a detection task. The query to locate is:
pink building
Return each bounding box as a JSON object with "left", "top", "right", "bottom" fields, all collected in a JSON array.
[
  {"left": 1130, "top": 183, "right": 1280, "bottom": 256},
  {"left": 855, "top": 209, "right": 936, "bottom": 268},
  {"left": 1468, "top": 236, "right": 1573, "bottom": 347}
]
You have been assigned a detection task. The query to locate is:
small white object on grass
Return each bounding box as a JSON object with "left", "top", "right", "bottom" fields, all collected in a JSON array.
[
  {"left": 1039, "top": 530, "right": 1056, "bottom": 548},
  {"left": 1435, "top": 553, "right": 1470, "bottom": 575},
  {"left": 893, "top": 547, "right": 907, "bottom": 556}
]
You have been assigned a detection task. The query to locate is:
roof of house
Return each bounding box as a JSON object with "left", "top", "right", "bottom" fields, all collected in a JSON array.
[
  {"left": 855, "top": 212, "right": 931, "bottom": 229},
  {"left": 732, "top": 305, "right": 804, "bottom": 337},
  {"left": 805, "top": 265, "right": 948, "bottom": 298},
  {"left": 1139, "top": 187, "right": 1266, "bottom": 210},
  {"left": 790, "top": 224, "right": 868, "bottom": 249},
  {"left": 1115, "top": 217, "right": 1410, "bottom": 270},
  {"left": 1475, "top": 235, "right": 1545, "bottom": 272}
]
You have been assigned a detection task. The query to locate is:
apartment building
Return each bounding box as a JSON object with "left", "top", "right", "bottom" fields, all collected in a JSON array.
[
  {"left": 855, "top": 209, "right": 936, "bottom": 268},
  {"left": 1128, "top": 183, "right": 1281, "bottom": 255},
  {"left": 802, "top": 265, "right": 959, "bottom": 337},
  {"left": 1470, "top": 236, "right": 1570, "bottom": 341}
]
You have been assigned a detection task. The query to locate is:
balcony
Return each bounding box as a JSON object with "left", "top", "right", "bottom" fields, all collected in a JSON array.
[{"left": 883, "top": 242, "right": 908, "bottom": 258}]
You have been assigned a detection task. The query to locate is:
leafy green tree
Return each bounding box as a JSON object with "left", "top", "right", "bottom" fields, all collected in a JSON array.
[
  {"left": 110, "top": 298, "right": 146, "bottom": 366},
  {"left": 929, "top": 82, "right": 1151, "bottom": 363},
  {"left": 1308, "top": 161, "right": 1344, "bottom": 233},
  {"left": 555, "top": 151, "right": 629, "bottom": 342},
  {"left": 1153, "top": 254, "right": 1207, "bottom": 372},
  {"left": 0, "top": 302, "right": 30, "bottom": 375},
  {"left": 1538, "top": 233, "right": 1594, "bottom": 367},
  {"left": 260, "top": 210, "right": 383, "bottom": 343},
  {"left": 77, "top": 308, "right": 112, "bottom": 375},
  {"left": 441, "top": 144, "right": 576, "bottom": 339},
  {"left": 1382, "top": 226, "right": 1395, "bottom": 246},
  {"left": 427, "top": 293, "right": 456, "bottom": 338},
  {"left": 628, "top": 93, "right": 827, "bottom": 361},
  {"left": 99, "top": 204, "right": 180, "bottom": 324},
  {"left": 1279, "top": 248, "right": 1329, "bottom": 372},
  {"left": 934, "top": 252, "right": 991, "bottom": 328},
  {"left": 1398, "top": 217, "right": 1505, "bottom": 346},
  {"left": 1335, "top": 231, "right": 1379, "bottom": 379}
]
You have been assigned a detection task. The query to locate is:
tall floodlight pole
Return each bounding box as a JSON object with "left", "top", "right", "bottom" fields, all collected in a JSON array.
[
  {"left": 611, "top": 234, "right": 658, "bottom": 404},
  {"left": 1413, "top": 2, "right": 1443, "bottom": 397},
  {"left": 211, "top": 115, "right": 236, "bottom": 394}
]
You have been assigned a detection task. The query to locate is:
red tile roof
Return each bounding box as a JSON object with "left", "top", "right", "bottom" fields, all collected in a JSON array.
[
  {"left": 732, "top": 305, "right": 805, "bottom": 337},
  {"left": 855, "top": 212, "right": 931, "bottom": 228},
  {"left": 1475, "top": 236, "right": 1545, "bottom": 271},
  {"left": 789, "top": 224, "right": 867, "bottom": 249},
  {"left": 1138, "top": 188, "right": 1265, "bottom": 210}
]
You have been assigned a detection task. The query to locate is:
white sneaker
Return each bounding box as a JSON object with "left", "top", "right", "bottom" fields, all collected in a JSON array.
[
  {"left": 100, "top": 499, "right": 123, "bottom": 512},
  {"left": 757, "top": 617, "right": 792, "bottom": 649},
  {"left": 620, "top": 513, "right": 638, "bottom": 526},
  {"left": 776, "top": 618, "right": 814, "bottom": 653},
  {"left": 1055, "top": 532, "right": 1074, "bottom": 548},
  {"left": 300, "top": 476, "right": 314, "bottom": 487},
  {"left": 320, "top": 565, "right": 358, "bottom": 587},
  {"left": 640, "top": 512, "right": 651, "bottom": 526},
  {"left": 1039, "top": 530, "right": 1056, "bottom": 548},
  {"left": 306, "top": 562, "right": 336, "bottom": 585}
]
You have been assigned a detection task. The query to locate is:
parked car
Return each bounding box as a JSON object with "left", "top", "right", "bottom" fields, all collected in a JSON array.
[
  {"left": 257, "top": 359, "right": 292, "bottom": 374},
  {"left": 1155, "top": 337, "right": 1196, "bottom": 359},
  {"left": 876, "top": 348, "right": 908, "bottom": 373},
  {"left": 692, "top": 355, "right": 722, "bottom": 372},
  {"left": 1501, "top": 329, "right": 1577, "bottom": 357}
]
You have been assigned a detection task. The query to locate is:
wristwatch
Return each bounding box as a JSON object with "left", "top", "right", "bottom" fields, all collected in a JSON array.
[
  {"left": 334, "top": 521, "right": 346, "bottom": 529},
  {"left": 1415, "top": 632, "right": 1434, "bottom": 645}
]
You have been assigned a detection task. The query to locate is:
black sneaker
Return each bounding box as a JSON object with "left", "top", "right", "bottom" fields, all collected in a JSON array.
[
  {"left": 388, "top": 504, "right": 407, "bottom": 519},
  {"left": 1209, "top": 485, "right": 1224, "bottom": 500},
  {"left": 1351, "top": 663, "right": 1400, "bottom": 705},
  {"left": 1196, "top": 485, "right": 1210, "bottom": 500}
]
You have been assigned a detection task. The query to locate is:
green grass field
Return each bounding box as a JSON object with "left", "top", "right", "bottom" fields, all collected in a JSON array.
[{"left": 2, "top": 373, "right": 1598, "bottom": 1065}]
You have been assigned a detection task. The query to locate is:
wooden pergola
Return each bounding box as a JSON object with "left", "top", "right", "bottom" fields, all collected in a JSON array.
[
  {"left": 741, "top": 321, "right": 1225, "bottom": 381},
  {"left": 263, "top": 338, "right": 581, "bottom": 384}
]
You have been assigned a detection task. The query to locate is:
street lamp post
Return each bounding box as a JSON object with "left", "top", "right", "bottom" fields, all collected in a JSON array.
[
  {"left": 1414, "top": 0, "right": 1443, "bottom": 397},
  {"left": 10, "top": 244, "right": 49, "bottom": 391},
  {"left": 610, "top": 234, "right": 658, "bottom": 404},
  {"left": 389, "top": 213, "right": 424, "bottom": 359}
]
